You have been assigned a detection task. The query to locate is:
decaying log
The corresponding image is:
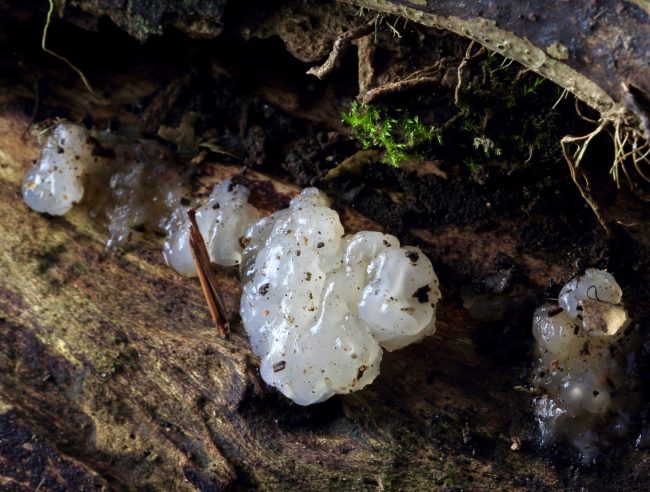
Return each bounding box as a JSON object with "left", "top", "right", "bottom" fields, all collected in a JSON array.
[
  {"left": 0, "top": 101, "right": 649, "bottom": 491},
  {"left": 1, "top": 1, "right": 650, "bottom": 490},
  {"left": 347, "top": 0, "right": 650, "bottom": 125}
]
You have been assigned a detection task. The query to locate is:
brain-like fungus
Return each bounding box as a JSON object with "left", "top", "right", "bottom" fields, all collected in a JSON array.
[
  {"left": 531, "top": 269, "right": 640, "bottom": 460},
  {"left": 239, "top": 188, "right": 441, "bottom": 405}
]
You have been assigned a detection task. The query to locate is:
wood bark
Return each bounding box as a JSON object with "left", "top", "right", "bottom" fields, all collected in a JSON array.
[{"left": 0, "top": 94, "right": 648, "bottom": 492}]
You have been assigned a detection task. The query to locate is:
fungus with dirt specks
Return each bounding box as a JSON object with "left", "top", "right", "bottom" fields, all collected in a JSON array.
[
  {"left": 22, "top": 121, "right": 187, "bottom": 249},
  {"left": 531, "top": 269, "right": 640, "bottom": 461},
  {"left": 163, "top": 179, "right": 261, "bottom": 276},
  {"left": 24, "top": 129, "right": 442, "bottom": 406},
  {"left": 239, "top": 188, "right": 441, "bottom": 405},
  {"left": 22, "top": 122, "right": 99, "bottom": 216}
]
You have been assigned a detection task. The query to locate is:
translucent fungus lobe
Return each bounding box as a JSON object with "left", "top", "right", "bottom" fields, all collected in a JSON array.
[{"left": 240, "top": 188, "right": 441, "bottom": 405}]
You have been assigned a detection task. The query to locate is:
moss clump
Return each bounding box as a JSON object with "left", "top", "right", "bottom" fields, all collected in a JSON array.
[
  {"left": 342, "top": 102, "right": 442, "bottom": 167},
  {"left": 454, "top": 51, "right": 572, "bottom": 174}
]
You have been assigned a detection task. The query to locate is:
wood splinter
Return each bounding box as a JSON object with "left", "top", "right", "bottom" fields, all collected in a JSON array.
[{"left": 187, "top": 209, "right": 230, "bottom": 337}]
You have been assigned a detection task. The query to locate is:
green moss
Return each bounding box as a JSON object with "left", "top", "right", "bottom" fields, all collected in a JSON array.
[
  {"left": 452, "top": 50, "right": 572, "bottom": 174},
  {"left": 473, "top": 136, "right": 502, "bottom": 158},
  {"left": 342, "top": 102, "right": 442, "bottom": 167}
]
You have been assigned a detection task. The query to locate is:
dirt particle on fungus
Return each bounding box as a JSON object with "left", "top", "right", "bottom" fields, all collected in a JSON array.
[
  {"left": 405, "top": 251, "right": 419, "bottom": 264},
  {"left": 259, "top": 283, "right": 270, "bottom": 295},
  {"left": 239, "top": 236, "right": 251, "bottom": 248},
  {"left": 412, "top": 285, "right": 431, "bottom": 303},
  {"left": 304, "top": 272, "right": 312, "bottom": 281},
  {"left": 273, "top": 361, "right": 286, "bottom": 372},
  {"left": 317, "top": 242, "right": 324, "bottom": 248},
  {"left": 356, "top": 365, "right": 367, "bottom": 381}
]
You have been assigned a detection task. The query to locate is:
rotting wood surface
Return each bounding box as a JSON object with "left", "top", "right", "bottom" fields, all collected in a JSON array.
[
  {"left": 0, "top": 1, "right": 649, "bottom": 490},
  {"left": 1, "top": 103, "right": 650, "bottom": 491}
]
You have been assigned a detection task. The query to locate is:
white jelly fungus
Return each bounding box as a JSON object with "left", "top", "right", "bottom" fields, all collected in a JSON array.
[
  {"left": 22, "top": 121, "right": 188, "bottom": 248},
  {"left": 23, "top": 125, "right": 441, "bottom": 406},
  {"left": 163, "top": 179, "right": 261, "bottom": 276},
  {"left": 22, "top": 122, "right": 100, "bottom": 216},
  {"left": 532, "top": 268, "right": 639, "bottom": 460},
  {"left": 239, "top": 188, "right": 441, "bottom": 405}
]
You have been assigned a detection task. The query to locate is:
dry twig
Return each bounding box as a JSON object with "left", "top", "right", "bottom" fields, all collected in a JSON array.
[{"left": 188, "top": 209, "right": 230, "bottom": 336}]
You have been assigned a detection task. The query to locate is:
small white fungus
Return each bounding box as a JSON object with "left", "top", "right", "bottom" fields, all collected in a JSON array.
[
  {"left": 163, "top": 179, "right": 261, "bottom": 276},
  {"left": 22, "top": 121, "right": 188, "bottom": 249},
  {"left": 531, "top": 268, "right": 639, "bottom": 460},
  {"left": 240, "top": 188, "right": 441, "bottom": 405},
  {"left": 22, "top": 122, "right": 100, "bottom": 216}
]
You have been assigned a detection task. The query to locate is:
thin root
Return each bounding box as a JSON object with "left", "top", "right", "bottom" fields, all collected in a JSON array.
[
  {"left": 561, "top": 123, "right": 612, "bottom": 236},
  {"left": 561, "top": 104, "right": 650, "bottom": 232},
  {"left": 360, "top": 76, "right": 440, "bottom": 104},
  {"left": 42, "top": 0, "right": 96, "bottom": 96},
  {"left": 307, "top": 19, "right": 375, "bottom": 80},
  {"left": 454, "top": 41, "right": 486, "bottom": 107}
]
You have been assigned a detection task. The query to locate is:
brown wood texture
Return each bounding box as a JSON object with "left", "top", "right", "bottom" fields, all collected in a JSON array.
[
  {"left": 0, "top": 94, "right": 649, "bottom": 491},
  {"left": 0, "top": 1, "right": 649, "bottom": 490}
]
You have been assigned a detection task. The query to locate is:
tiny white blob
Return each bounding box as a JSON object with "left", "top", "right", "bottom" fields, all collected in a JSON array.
[
  {"left": 22, "top": 122, "right": 100, "bottom": 215},
  {"left": 240, "top": 188, "right": 441, "bottom": 405},
  {"left": 163, "top": 179, "right": 260, "bottom": 276},
  {"left": 531, "top": 269, "right": 639, "bottom": 460}
]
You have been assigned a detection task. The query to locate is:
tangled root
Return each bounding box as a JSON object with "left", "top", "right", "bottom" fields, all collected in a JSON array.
[{"left": 561, "top": 103, "right": 650, "bottom": 235}]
